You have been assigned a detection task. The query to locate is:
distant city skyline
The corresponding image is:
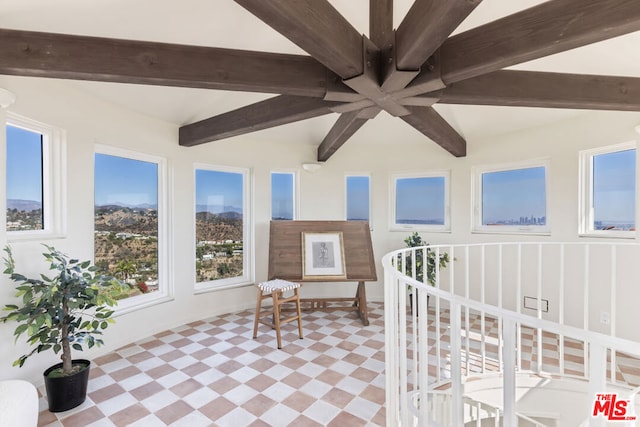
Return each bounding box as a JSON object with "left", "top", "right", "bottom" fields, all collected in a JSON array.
[{"left": 482, "top": 166, "right": 546, "bottom": 225}]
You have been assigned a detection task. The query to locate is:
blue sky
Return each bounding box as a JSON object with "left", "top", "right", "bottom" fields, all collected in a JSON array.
[
  {"left": 593, "top": 149, "right": 635, "bottom": 223},
  {"left": 196, "top": 169, "right": 243, "bottom": 213},
  {"left": 346, "top": 176, "right": 369, "bottom": 221},
  {"left": 396, "top": 176, "right": 445, "bottom": 223},
  {"left": 6, "top": 125, "right": 43, "bottom": 202},
  {"left": 6, "top": 125, "right": 636, "bottom": 225},
  {"left": 95, "top": 153, "right": 158, "bottom": 207},
  {"left": 482, "top": 167, "right": 546, "bottom": 223},
  {"left": 271, "top": 172, "right": 294, "bottom": 219}
]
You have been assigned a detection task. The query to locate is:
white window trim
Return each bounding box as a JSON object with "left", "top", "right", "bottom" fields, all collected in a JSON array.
[
  {"left": 6, "top": 113, "right": 67, "bottom": 241},
  {"left": 94, "top": 145, "right": 173, "bottom": 315},
  {"left": 345, "top": 173, "right": 371, "bottom": 224},
  {"left": 390, "top": 170, "right": 451, "bottom": 232},
  {"left": 579, "top": 141, "right": 636, "bottom": 239},
  {"left": 270, "top": 170, "right": 298, "bottom": 220},
  {"left": 472, "top": 158, "right": 551, "bottom": 235},
  {"left": 194, "top": 163, "right": 254, "bottom": 293}
]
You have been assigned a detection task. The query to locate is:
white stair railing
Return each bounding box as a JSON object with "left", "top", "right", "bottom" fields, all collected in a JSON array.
[{"left": 383, "top": 242, "right": 640, "bottom": 427}]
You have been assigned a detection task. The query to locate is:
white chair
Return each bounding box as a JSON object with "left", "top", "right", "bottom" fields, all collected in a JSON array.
[{"left": 253, "top": 279, "right": 303, "bottom": 349}]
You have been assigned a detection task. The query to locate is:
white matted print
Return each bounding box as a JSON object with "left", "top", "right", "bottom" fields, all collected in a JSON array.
[{"left": 302, "top": 232, "right": 346, "bottom": 279}]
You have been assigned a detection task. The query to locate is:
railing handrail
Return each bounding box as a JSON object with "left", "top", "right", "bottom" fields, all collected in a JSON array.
[
  {"left": 383, "top": 241, "right": 640, "bottom": 426},
  {"left": 382, "top": 246, "right": 640, "bottom": 356},
  {"left": 422, "top": 391, "right": 552, "bottom": 427}
]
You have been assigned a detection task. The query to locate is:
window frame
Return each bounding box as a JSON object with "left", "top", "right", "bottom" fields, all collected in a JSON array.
[
  {"left": 6, "top": 113, "right": 66, "bottom": 240},
  {"left": 579, "top": 141, "right": 636, "bottom": 238},
  {"left": 194, "top": 163, "right": 254, "bottom": 293},
  {"left": 94, "top": 144, "right": 172, "bottom": 314},
  {"left": 270, "top": 170, "right": 298, "bottom": 221},
  {"left": 390, "top": 170, "right": 451, "bottom": 232},
  {"left": 472, "top": 158, "right": 551, "bottom": 235},
  {"left": 345, "top": 174, "right": 371, "bottom": 224}
]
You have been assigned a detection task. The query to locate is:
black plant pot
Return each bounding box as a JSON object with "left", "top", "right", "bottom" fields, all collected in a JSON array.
[{"left": 43, "top": 359, "right": 91, "bottom": 412}]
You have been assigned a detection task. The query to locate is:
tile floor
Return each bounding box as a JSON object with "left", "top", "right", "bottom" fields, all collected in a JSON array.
[
  {"left": 37, "top": 302, "right": 387, "bottom": 427},
  {"left": 36, "top": 301, "right": 640, "bottom": 426}
]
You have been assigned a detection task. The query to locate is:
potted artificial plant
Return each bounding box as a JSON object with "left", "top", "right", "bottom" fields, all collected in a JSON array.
[
  {"left": 402, "top": 232, "right": 450, "bottom": 313},
  {"left": 0, "top": 245, "right": 119, "bottom": 412}
]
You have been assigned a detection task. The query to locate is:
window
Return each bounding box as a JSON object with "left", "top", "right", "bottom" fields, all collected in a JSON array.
[
  {"left": 580, "top": 143, "right": 636, "bottom": 237},
  {"left": 6, "top": 125, "right": 42, "bottom": 231},
  {"left": 195, "top": 165, "right": 252, "bottom": 291},
  {"left": 271, "top": 172, "right": 296, "bottom": 220},
  {"left": 473, "top": 160, "right": 550, "bottom": 234},
  {"left": 5, "top": 113, "right": 65, "bottom": 238},
  {"left": 94, "top": 146, "right": 169, "bottom": 309},
  {"left": 346, "top": 175, "right": 370, "bottom": 222},
  {"left": 391, "top": 172, "right": 450, "bottom": 231}
]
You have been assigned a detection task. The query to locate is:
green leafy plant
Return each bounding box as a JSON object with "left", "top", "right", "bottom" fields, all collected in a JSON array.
[
  {"left": 1, "top": 245, "right": 120, "bottom": 376},
  {"left": 402, "top": 232, "right": 450, "bottom": 286}
]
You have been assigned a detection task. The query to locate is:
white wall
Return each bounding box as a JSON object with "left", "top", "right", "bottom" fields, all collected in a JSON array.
[{"left": 1, "top": 75, "right": 639, "bottom": 384}]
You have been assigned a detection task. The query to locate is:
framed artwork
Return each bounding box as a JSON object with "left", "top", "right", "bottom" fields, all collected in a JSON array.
[{"left": 302, "top": 232, "right": 346, "bottom": 280}]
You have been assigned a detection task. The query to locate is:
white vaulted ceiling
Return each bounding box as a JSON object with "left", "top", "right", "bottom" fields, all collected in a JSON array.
[{"left": 2, "top": 0, "right": 640, "bottom": 149}]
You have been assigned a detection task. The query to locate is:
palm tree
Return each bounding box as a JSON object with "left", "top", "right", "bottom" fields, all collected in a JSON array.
[{"left": 114, "top": 259, "right": 136, "bottom": 281}]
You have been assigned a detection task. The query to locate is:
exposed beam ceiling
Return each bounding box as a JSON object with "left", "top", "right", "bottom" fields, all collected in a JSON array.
[{"left": 1, "top": 0, "right": 640, "bottom": 161}]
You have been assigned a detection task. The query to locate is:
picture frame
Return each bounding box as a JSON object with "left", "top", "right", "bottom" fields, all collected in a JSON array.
[{"left": 302, "top": 231, "right": 346, "bottom": 280}]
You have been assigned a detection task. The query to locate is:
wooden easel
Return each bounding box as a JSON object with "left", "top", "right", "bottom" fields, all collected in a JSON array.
[{"left": 268, "top": 220, "right": 377, "bottom": 326}]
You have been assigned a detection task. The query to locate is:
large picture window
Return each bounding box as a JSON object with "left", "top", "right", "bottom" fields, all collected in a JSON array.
[
  {"left": 580, "top": 143, "right": 636, "bottom": 237},
  {"left": 6, "top": 114, "right": 65, "bottom": 238},
  {"left": 346, "top": 175, "right": 370, "bottom": 222},
  {"left": 271, "top": 171, "right": 295, "bottom": 221},
  {"left": 195, "top": 165, "right": 252, "bottom": 291},
  {"left": 391, "top": 172, "right": 449, "bottom": 231},
  {"left": 473, "top": 160, "right": 550, "bottom": 234},
  {"left": 94, "top": 147, "right": 168, "bottom": 308}
]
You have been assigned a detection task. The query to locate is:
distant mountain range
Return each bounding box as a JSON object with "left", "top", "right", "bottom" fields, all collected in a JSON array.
[
  {"left": 7, "top": 199, "right": 41, "bottom": 211},
  {"left": 196, "top": 211, "right": 242, "bottom": 221},
  {"left": 95, "top": 202, "right": 157, "bottom": 209},
  {"left": 9, "top": 199, "right": 243, "bottom": 217},
  {"left": 195, "top": 204, "right": 242, "bottom": 215}
]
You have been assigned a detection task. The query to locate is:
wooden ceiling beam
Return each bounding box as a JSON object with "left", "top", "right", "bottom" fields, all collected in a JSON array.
[
  {"left": 436, "top": 70, "right": 640, "bottom": 111},
  {"left": 179, "top": 96, "right": 340, "bottom": 147},
  {"left": 400, "top": 106, "right": 466, "bottom": 157},
  {"left": 370, "top": 0, "right": 394, "bottom": 50},
  {"left": 0, "top": 28, "right": 336, "bottom": 98},
  {"left": 343, "top": 38, "right": 411, "bottom": 117},
  {"left": 380, "top": 0, "right": 481, "bottom": 93},
  {"left": 395, "top": 0, "right": 482, "bottom": 71},
  {"left": 234, "top": 0, "right": 364, "bottom": 79},
  {"left": 317, "top": 111, "right": 373, "bottom": 161},
  {"left": 391, "top": 50, "right": 446, "bottom": 98},
  {"left": 440, "top": 0, "right": 640, "bottom": 84}
]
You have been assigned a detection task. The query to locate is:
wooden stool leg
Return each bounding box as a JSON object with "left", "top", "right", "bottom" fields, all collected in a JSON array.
[
  {"left": 294, "top": 288, "right": 303, "bottom": 339},
  {"left": 253, "top": 288, "right": 263, "bottom": 339},
  {"left": 272, "top": 290, "right": 282, "bottom": 349}
]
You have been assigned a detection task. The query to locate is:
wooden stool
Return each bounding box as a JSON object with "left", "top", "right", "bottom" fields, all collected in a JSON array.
[{"left": 253, "top": 279, "right": 303, "bottom": 349}]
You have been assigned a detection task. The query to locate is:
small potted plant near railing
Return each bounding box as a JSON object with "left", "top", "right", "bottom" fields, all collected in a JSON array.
[
  {"left": 402, "top": 232, "right": 450, "bottom": 313},
  {"left": 0, "top": 245, "right": 120, "bottom": 412}
]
